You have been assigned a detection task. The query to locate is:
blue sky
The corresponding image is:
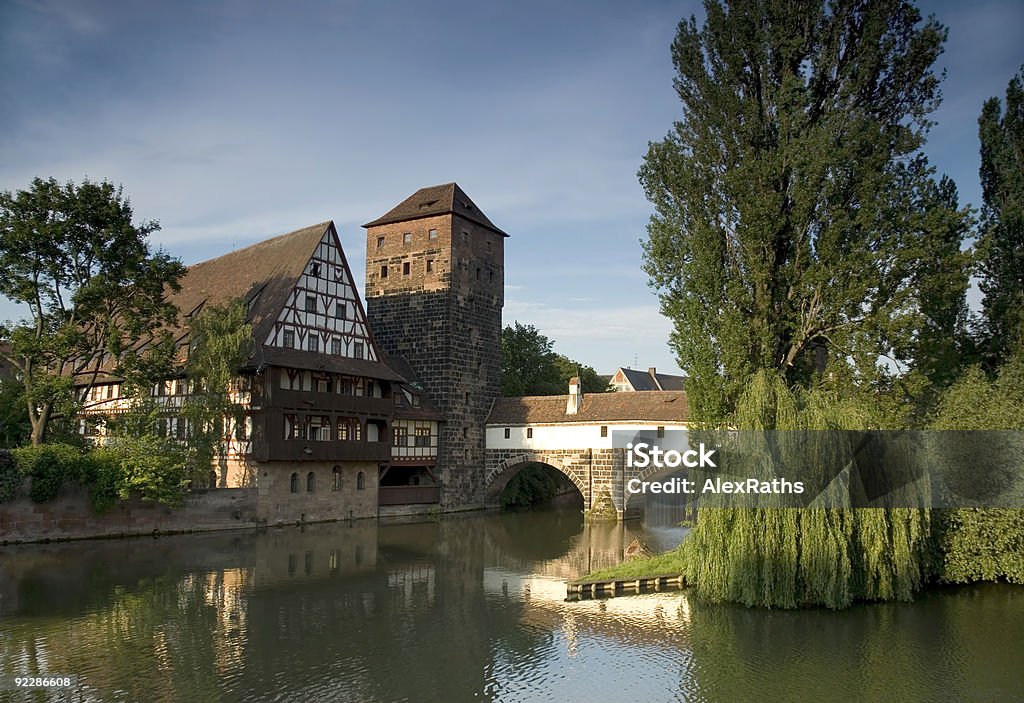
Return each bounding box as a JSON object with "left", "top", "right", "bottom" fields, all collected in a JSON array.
[{"left": 1, "top": 0, "right": 1021, "bottom": 376}]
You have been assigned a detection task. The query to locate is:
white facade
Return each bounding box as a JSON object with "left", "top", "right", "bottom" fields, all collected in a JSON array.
[{"left": 485, "top": 421, "right": 689, "bottom": 452}]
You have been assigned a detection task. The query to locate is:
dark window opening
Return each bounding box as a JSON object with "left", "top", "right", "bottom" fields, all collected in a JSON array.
[
  {"left": 601, "top": 426, "right": 608, "bottom": 437},
  {"left": 426, "top": 259, "right": 434, "bottom": 272},
  {"left": 332, "top": 466, "right": 342, "bottom": 491},
  {"left": 305, "top": 295, "right": 317, "bottom": 312},
  {"left": 377, "top": 236, "right": 385, "bottom": 248},
  {"left": 403, "top": 261, "right": 410, "bottom": 276},
  {"left": 380, "top": 265, "right": 388, "bottom": 278},
  {"left": 307, "top": 472, "right": 315, "bottom": 493},
  {"left": 504, "top": 428, "right": 510, "bottom": 439},
  {"left": 282, "top": 329, "right": 295, "bottom": 347},
  {"left": 310, "top": 262, "right": 321, "bottom": 277},
  {"left": 290, "top": 472, "right": 298, "bottom": 493},
  {"left": 657, "top": 426, "right": 665, "bottom": 438},
  {"left": 357, "top": 472, "right": 366, "bottom": 490}
]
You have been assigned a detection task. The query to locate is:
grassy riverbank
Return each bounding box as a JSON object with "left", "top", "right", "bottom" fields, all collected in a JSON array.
[{"left": 581, "top": 546, "right": 689, "bottom": 583}]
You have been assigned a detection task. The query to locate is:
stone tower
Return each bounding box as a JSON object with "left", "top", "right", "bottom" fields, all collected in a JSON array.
[{"left": 363, "top": 183, "right": 506, "bottom": 508}]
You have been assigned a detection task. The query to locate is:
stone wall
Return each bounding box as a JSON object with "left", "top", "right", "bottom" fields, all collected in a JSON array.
[
  {"left": 254, "top": 460, "right": 378, "bottom": 524},
  {"left": 365, "top": 212, "right": 504, "bottom": 511},
  {"left": 0, "top": 485, "right": 260, "bottom": 544}
]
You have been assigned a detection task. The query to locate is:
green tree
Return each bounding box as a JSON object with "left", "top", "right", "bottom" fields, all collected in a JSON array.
[
  {"left": 977, "top": 67, "right": 1024, "bottom": 366},
  {"left": 552, "top": 354, "right": 611, "bottom": 394},
  {"left": 181, "top": 300, "right": 254, "bottom": 486},
  {"left": 0, "top": 177, "right": 185, "bottom": 444},
  {"left": 0, "top": 378, "right": 30, "bottom": 447},
  {"left": 502, "top": 322, "right": 610, "bottom": 396},
  {"left": 640, "top": 0, "right": 969, "bottom": 422}
]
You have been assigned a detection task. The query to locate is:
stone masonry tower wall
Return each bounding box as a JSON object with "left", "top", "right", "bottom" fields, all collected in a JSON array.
[{"left": 363, "top": 184, "right": 505, "bottom": 508}]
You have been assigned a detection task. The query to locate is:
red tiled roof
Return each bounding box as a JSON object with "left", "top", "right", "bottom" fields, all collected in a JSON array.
[{"left": 487, "top": 391, "right": 688, "bottom": 425}]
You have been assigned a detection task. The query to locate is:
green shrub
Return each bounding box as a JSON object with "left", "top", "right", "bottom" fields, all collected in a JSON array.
[
  {"left": 0, "top": 448, "right": 22, "bottom": 502},
  {"left": 81, "top": 449, "right": 124, "bottom": 513},
  {"left": 12, "top": 443, "right": 87, "bottom": 502},
  {"left": 104, "top": 434, "right": 189, "bottom": 506}
]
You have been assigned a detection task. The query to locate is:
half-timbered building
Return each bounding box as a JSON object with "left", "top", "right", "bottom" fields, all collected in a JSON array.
[{"left": 81, "top": 221, "right": 403, "bottom": 521}]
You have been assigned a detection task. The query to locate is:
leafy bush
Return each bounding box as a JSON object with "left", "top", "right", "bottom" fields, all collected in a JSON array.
[
  {"left": 104, "top": 435, "right": 189, "bottom": 506},
  {"left": 500, "top": 463, "right": 570, "bottom": 508},
  {"left": 81, "top": 449, "right": 124, "bottom": 513},
  {"left": 0, "top": 448, "right": 22, "bottom": 502},
  {"left": 12, "top": 443, "right": 87, "bottom": 502}
]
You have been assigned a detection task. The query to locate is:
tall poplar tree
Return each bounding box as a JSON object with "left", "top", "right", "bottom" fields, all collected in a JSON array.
[
  {"left": 640, "top": 0, "right": 971, "bottom": 422},
  {"left": 977, "top": 67, "right": 1024, "bottom": 366}
]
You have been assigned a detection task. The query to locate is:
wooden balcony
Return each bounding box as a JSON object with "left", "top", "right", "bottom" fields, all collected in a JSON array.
[
  {"left": 260, "top": 388, "right": 392, "bottom": 416},
  {"left": 249, "top": 438, "right": 390, "bottom": 463},
  {"left": 378, "top": 485, "right": 441, "bottom": 505}
]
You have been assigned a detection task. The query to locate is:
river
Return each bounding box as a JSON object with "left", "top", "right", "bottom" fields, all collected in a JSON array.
[{"left": 1, "top": 506, "right": 1022, "bottom": 702}]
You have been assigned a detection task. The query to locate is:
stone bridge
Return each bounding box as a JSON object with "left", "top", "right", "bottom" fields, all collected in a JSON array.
[{"left": 483, "top": 447, "right": 681, "bottom": 520}]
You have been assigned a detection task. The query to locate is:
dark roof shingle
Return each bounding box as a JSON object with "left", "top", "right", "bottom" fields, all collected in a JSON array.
[{"left": 362, "top": 182, "right": 508, "bottom": 236}]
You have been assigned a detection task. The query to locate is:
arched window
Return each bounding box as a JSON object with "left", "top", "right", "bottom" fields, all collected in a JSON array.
[
  {"left": 290, "top": 472, "right": 298, "bottom": 493},
  {"left": 332, "top": 466, "right": 342, "bottom": 491},
  {"left": 307, "top": 472, "right": 315, "bottom": 493},
  {"left": 357, "top": 471, "right": 366, "bottom": 490}
]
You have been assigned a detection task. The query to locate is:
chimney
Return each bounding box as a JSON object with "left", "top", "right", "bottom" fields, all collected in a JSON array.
[
  {"left": 648, "top": 367, "right": 661, "bottom": 390},
  {"left": 566, "top": 376, "right": 582, "bottom": 415}
]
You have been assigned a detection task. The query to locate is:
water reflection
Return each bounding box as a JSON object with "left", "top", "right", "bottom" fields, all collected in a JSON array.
[{"left": 1, "top": 508, "right": 1022, "bottom": 702}]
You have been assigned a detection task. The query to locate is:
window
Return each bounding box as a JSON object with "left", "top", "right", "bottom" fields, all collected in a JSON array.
[
  {"left": 315, "top": 374, "right": 331, "bottom": 393},
  {"left": 290, "top": 472, "right": 299, "bottom": 493},
  {"left": 601, "top": 426, "right": 608, "bottom": 437},
  {"left": 331, "top": 338, "right": 342, "bottom": 355},
  {"left": 380, "top": 265, "right": 388, "bottom": 279},
  {"left": 332, "top": 466, "right": 342, "bottom": 491},
  {"left": 403, "top": 232, "right": 412, "bottom": 244},
  {"left": 307, "top": 336, "right": 319, "bottom": 352},
  {"left": 504, "top": 428, "right": 510, "bottom": 439},
  {"left": 428, "top": 228, "right": 438, "bottom": 240},
  {"left": 403, "top": 261, "right": 410, "bottom": 276},
  {"left": 527, "top": 428, "right": 533, "bottom": 439},
  {"left": 414, "top": 427, "right": 431, "bottom": 447},
  {"left": 426, "top": 259, "right": 434, "bottom": 272},
  {"left": 353, "top": 342, "right": 364, "bottom": 359},
  {"left": 282, "top": 329, "right": 295, "bottom": 347},
  {"left": 489, "top": 269, "right": 494, "bottom": 282},
  {"left": 476, "top": 267, "right": 481, "bottom": 280},
  {"left": 657, "top": 426, "right": 665, "bottom": 438},
  {"left": 393, "top": 426, "right": 408, "bottom": 447},
  {"left": 234, "top": 417, "right": 249, "bottom": 441},
  {"left": 462, "top": 231, "right": 469, "bottom": 244},
  {"left": 310, "top": 262, "right": 322, "bottom": 277},
  {"left": 305, "top": 295, "right": 317, "bottom": 312},
  {"left": 284, "top": 414, "right": 302, "bottom": 439},
  {"left": 337, "top": 417, "right": 361, "bottom": 441},
  {"left": 357, "top": 472, "right": 366, "bottom": 490},
  {"left": 105, "top": 384, "right": 114, "bottom": 399},
  {"left": 486, "top": 240, "right": 492, "bottom": 254},
  {"left": 377, "top": 236, "right": 385, "bottom": 248},
  {"left": 307, "top": 472, "right": 315, "bottom": 493},
  {"left": 308, "top": 415, "right": 330, "bottom": 441},
  {"left": 334, "top": 302, "right": 346, "bottom": 319}
]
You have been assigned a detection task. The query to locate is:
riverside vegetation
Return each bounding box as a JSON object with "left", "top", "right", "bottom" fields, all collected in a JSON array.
[{"left": 592, "top": 1, "right": 1024, "bottom": 609}]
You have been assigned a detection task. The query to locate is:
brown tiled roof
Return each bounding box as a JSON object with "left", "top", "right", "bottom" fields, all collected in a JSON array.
[
  {"left": 487, "top": 391, "right": 688, "bottom": 425},
  {"left": 249, "top": 347, "right": 404, "bottom": 381},
  {"left": 170, "top": 221, "right": 330, "bottom": 345},
  {"left": 362, "top": 182, "right": 509, "bottom": 237}
]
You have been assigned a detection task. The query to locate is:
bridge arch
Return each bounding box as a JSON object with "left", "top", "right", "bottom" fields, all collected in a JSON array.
[{"left": 483, "top": 451, "right": 588, "bottom": 507}]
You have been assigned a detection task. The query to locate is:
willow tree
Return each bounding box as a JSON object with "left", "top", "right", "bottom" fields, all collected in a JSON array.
[{"left": 640, "top": 0, "right": 971, "bottom": 422}]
